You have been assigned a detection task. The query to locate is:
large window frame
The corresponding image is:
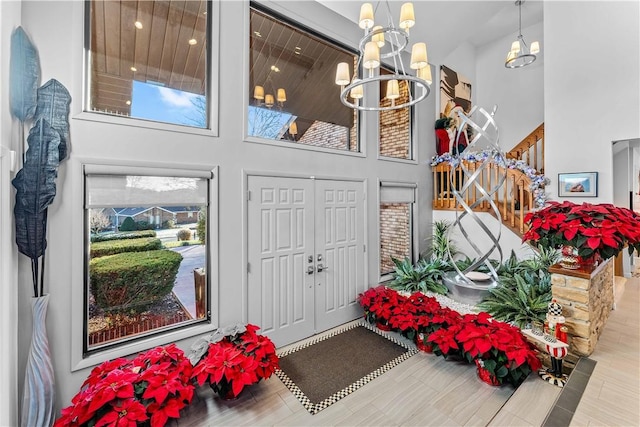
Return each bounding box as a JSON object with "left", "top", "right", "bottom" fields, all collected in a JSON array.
[
  {"left": 379, "top": 181, "right": 417, "bottom": 282},
  {"left": 71, "top": 161, "right": 219, "bottom": 370},
  {"left": 80, "top": 0, "right": 219, "bottom": 136},
  {"left": 244, "top": 3, "right": 363, "bottom": 157}
]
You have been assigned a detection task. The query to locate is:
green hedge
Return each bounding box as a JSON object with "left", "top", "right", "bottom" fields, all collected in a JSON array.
[
  {"left": 90, "top": 249, "right": 183, "bottom": 313},
  {"left": 91, "top": 230, "right": 157, "bottom": 243},
  {"left": 90, "top": 237, "right": 162, "bottom": 258}
]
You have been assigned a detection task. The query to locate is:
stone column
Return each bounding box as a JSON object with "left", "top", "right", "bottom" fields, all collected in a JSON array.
[{"left": 549, "top": 258, "right": 614, "bottom": 360}]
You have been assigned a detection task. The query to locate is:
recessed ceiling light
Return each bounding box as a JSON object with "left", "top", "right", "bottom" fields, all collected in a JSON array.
[
  {"left": 126, "top": 100, "right": 131, "bottom": 105},
  {"left": 130, "top": 66, "right": 137, "bottom": 72},
  {"left": 294, "top": 51, "right": 300, "bottom": 55},
  {"left": 295, "top": 46, "right": 301, "bottom": 50},
  {"left": 134, "top": 21, "right": 143, "bottom": 29},
  {"left": 188, "top": 38, "right": 198, "bottom": 45},
  {"left": 270, "top": 65, "right": 280, "bottom": 72}
]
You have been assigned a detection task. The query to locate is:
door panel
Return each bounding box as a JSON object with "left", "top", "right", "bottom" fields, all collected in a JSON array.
[
  {"left": 247, "top": 176, "right": 315, "bottom": 347},
  {"left": 247, "top": 176, "right": 366, "bottom": 347},
  {"left": 314, "top": 180, "right": 365, "bottom": 332}
]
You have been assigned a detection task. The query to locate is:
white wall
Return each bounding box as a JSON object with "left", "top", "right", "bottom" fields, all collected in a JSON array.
[
  {"left": 0, "top": 1, "right": 21, "bottom": 425},
  {"left": 544, "top": 1, "right": 640, "bottom": 203},
  {"left": 476, "top": 21, "right": 544, "bottom": 151},
  {"left": 16, "top": 0, "right": 437, "bottom": 410}
]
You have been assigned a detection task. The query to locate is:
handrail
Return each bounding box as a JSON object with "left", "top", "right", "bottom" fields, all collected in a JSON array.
[
  {"left": 506, "top": 123, "right": 545, "bottom": 173},
  {"left": 432, "top": 161, "right": 534, "bottom": 236}
]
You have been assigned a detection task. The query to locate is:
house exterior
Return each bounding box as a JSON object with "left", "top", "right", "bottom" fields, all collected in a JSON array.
[
  {"left": 0, "top": 1, "right": 638, "bottom": 424},
  {"left": 114, "top": 206, "right": 201, "bottom": 229}
]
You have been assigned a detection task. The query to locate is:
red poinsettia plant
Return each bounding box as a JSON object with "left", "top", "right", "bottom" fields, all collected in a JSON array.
[
  {"left": 190, "top": 324, "right": 279, "bottom": 399},
  {"left": 454, "top": 312, "right": 541, "bottom": 386},
  {"left": 358, "top": 285, "right": 407, "bottom": 326},
  {"left": 523, "top": 201, "right": 640, "bottom": 260},
  {"left": 55, "top": 344, "right": 194, "bottom": 427}
]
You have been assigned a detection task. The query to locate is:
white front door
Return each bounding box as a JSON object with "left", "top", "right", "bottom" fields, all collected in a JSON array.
[
  {"left": 314, "top": 179, "right": 366, "bottom": 332},
  {"left": 247, "top": 176, "right": 365, "bottom": 347}
]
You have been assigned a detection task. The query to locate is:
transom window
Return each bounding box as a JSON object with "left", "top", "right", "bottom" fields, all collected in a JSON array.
[
  {"left": 87, "top": 0, "right": 210, "bottom": 128},
  {"left": 248, "top": 6, "right": 359, "bottom": 151},
  {"left": 379, "top": 67, "right": 412, "bottom": 160}
]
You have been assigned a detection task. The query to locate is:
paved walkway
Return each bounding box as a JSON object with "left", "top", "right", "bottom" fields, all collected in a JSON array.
[{"left": 170, "top": 245, "right": 205, "bottom": 319}]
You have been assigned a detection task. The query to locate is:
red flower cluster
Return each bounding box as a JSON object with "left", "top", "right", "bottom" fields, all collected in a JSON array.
[
  {"left": 451, "top": 312, "right": 542, "bottom": 386},
  {"left": 358, "top": 287, "right": 541, "bottom": 387},
  {"left": 358, "top": 285, "right": 405, "bottom": 325},
  {"left": 523, "top": 201, "right": 640, "bottom": 260},
  {"left": 55, "top": 344, "right": 194, "bottom": 427},
  {"left": 191, "top": 324, "right": 279, "bottom": 398}
]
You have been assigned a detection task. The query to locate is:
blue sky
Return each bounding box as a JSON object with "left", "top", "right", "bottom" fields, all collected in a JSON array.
[{"left": 131, "top": 81, "right": 206, "bottom": 128}]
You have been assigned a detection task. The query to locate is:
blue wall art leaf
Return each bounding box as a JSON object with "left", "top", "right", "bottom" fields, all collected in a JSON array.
[
  {"left": 35, "top": 79, "right": 72, "bottom": 161},
  {"left": 9, "top": 26, "right": 40, "bottom": 122},
  {"left": 12, "top": 119, "right": 61, "bottom": 216}
]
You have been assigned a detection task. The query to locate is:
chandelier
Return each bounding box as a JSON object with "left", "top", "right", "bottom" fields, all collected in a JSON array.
[
  {"left": 505, "top": 0, "right": 540, "bottom": 68},
  {"left": 335, "top": 2, "right": 431, "bottom": 112}
]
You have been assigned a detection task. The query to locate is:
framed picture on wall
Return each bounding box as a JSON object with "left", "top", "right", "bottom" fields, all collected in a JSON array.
[{"left": 558, "top": 172, "right": 598, "bottom": 197}]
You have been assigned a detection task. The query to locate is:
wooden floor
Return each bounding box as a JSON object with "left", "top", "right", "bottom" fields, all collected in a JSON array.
[{"left": 177, "top": 277, "right": 640, "bottom": 426}]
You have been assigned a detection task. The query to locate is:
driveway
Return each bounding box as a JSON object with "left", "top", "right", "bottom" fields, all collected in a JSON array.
[{"left": 170, "top": 244, "right": 205, "bottom": 319}]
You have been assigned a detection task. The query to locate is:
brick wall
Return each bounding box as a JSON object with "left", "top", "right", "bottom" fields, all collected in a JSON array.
[
  {"left": 298, "top": 118, "right": 358, "bottom": 151},
  {"left": 380, "top": 203, "right": 411, "bottom": 274},
  {"left": 379, "top": 79, "right": 410, "bottom": 159}
]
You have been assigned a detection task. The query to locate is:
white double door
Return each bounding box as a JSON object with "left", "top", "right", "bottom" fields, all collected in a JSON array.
[{"left": 247, "top": 176, "right": 366, "bottom": 347}]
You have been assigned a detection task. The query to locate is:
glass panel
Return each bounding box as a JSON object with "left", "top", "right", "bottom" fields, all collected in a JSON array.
[
  {"left": 88, "top": 0, "right": 209, "bottom": 128},
  {"left": 249, "top": 7, "right": 358, "bottom": 151},
  {"left": 85, "top": 175, "right": 209, "bottom": 352},
  {"left": 380, "top": 202, "right": 411, "bottom": 275},
  {"left": 379, "top": 68, "right": 411, "bottom": 159}
]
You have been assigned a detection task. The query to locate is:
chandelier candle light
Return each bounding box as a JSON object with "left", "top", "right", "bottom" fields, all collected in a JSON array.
[
  {"left": 335, "top": 1, "right": 431, "bottom": 111},
  {"left": 505, "top": 0, "right": 540, "bottom": 68}
]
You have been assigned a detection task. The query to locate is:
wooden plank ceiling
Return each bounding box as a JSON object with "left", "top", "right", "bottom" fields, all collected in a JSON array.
[
  {"left": 90, "top": 1, "right": 353, "bottom": 130},
  {"left": 91, "top": 0, "right": 207, "bottom": 115},
  {"left": 249, "top": 8, "right": 354, "bottom": 130}
]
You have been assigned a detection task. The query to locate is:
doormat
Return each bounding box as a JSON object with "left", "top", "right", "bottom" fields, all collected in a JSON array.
[{"left": 275, "top": 322, "right": 417, "bottom": 414}]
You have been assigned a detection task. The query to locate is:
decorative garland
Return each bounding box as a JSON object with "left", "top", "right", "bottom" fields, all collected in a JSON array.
[{"left": 430, "top": 149, "right": 549, "bottom": 209}]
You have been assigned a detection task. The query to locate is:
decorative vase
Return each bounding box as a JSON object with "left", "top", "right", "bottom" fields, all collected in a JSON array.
[
  {"left": 475, "top": 360, "right": 501, "bottom": 386},
  {"left": 415, "top": 333, "right": 433, "bottom": 353},
  {"left": 21, "top": 295, "right": 55, "bottom": 427},
  {"left": 559, "top": 245, "right": 581, "bottom": 269},
  {"left": 212, "top": 384, "right": 242, "bottom": 400},
  {"left": 376, "top": 320, "right": 391, "bottom": 331},
  {"left": 560, "top": 245, "right": 601, "bottom": 269}
]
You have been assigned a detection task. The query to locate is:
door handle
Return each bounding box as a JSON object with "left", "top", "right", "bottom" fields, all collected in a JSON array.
[
  {"left": 317, "top": 263, "right": 327, "bottom": 273},
  {"left": 307, "top": 266, "right": 315, "bottom": 275}
]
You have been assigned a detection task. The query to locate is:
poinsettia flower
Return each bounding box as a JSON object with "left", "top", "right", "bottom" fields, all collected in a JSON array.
[
  {"left": 87, "top": 369, "right": 138, "bottom": 414},
  {"left": 147, "top": 397, "right": 185, "bottom": 427},
  {"left": 94, "top": 399, "right": 148, "bottom": 427},
  {"left": 82, "top": 358, "right": 130, "bottom": 387}
]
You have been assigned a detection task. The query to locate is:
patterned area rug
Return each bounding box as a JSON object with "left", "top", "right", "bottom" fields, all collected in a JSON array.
[{"left": 275, "top": 322, "right": 416, "bottom": 414}]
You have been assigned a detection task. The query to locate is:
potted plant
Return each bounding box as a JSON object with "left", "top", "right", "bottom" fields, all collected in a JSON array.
[
  {"left": 10, "top": 26, "right": 72, "bottom": 426},
  {"left": 523, "top": 201, "right": 640, "bottom": 268},
  {"left": 358, "top": 285, "right": 407, "bottom": 331},
  {"left": 55, "top": 344, "right": 195, "bottom": 427},
  {"left": 190, "top": 324, "right": 279, "bottom": 399},
  {"left": 454, "top": 312, "right": 541, "bottom": 386}
]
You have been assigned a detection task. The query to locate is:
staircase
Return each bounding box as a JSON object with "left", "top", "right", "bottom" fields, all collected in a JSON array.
[{"left": 432, "top": 123, "right": 545, "bottom": 238}]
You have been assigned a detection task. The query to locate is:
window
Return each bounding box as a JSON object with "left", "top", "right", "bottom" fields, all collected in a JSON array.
[
  {"left": 248, "top": 6, "right": 359, "bottom": 151},
  {"left": 379, "top": 68, "right": 412, "bottom": 160},
  {"left": 87, "top": 0, "right": 210, "bottom": 128},
  {"left": 84, "top": 166, "right": 212, "bottom": 354},
  {"left": 379, "top": 182, "right": 416, "bottom": 277}
]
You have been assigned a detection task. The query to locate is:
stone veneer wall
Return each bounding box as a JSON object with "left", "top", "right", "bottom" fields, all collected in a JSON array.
[{"left": 550, "top": 258, "right": 614, "bottom": 362}]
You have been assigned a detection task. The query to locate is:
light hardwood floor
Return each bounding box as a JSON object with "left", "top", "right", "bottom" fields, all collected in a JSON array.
[{"left": 177, "top": 278, "right": 640, "bottom": 426}]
